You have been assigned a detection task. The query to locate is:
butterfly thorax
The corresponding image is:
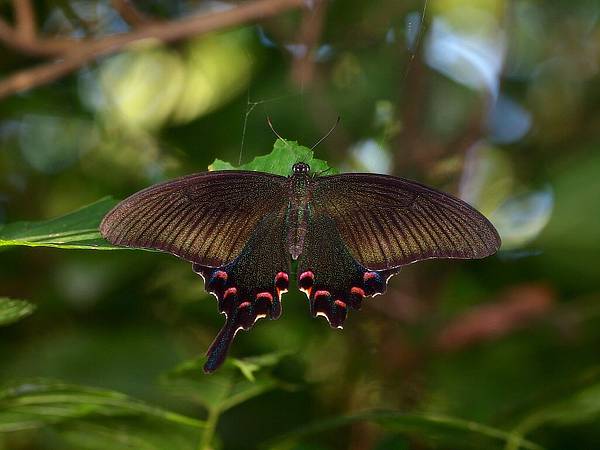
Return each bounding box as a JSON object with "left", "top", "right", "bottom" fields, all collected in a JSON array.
[{"left": 287, "top": 165, "right": 313, "bottom": 260}]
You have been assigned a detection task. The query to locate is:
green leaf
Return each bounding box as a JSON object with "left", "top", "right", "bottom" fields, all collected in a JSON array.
[
  {"left": 268, "top": 410, "right": 544, "bottom": 450},
  {"left": 0, "top": 197, "right": 120, "bottom": 251},
  {"left": 231, "top": 350, "right": 294, "bottom": 382},
  {"left": 209, "top": 139, "right": 337, "bottom": 176},
  {"left": 163, "top": 351, "right": 295, "bottom": 450},
  {"left": 0, "top": 298, "right": 36, "bottom": 326},
  {"left": 57, "top": 418, "right": 200, "bottom": 450},
  {"left": 163, "top": 351, "right": 294, "bottom": 413},
  {"left": 0, "top": 379, "right": 203, "bottom": 433}
]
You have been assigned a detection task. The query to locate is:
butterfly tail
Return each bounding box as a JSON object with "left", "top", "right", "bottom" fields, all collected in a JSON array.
[
  {"left": 204, "top": 312, "right": 240, "bottom": 373},
  {"left": 199, "top": 211, "right": 291, "bottom": 373}
]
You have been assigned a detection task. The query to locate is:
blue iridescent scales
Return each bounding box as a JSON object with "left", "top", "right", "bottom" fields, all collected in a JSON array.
[{"left": 100, "top": 163, "right": 500, "bottom": 373}]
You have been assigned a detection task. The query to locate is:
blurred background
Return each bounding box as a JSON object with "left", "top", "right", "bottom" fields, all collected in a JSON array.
[{"left": 1, "top": 0, "right": 599, "bottom": 449}]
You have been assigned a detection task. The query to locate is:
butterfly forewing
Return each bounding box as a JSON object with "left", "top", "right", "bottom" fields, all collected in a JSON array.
[
  {"left": 100, "top": 171, "right": 288, "bottom": 267},
  {"left": 311, "top": 173, "right": 501, "bottom": 270}
]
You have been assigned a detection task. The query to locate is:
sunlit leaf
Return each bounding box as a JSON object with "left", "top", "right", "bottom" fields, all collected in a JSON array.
[
  {"left": 0, "top": 198, "right": 119, "bottom": 251},
  {"left": 348, "top": 139, "right": 392, "bottom": 174},
  {"left": 459, "top": 145, "right": 515, "bottom": 219},
  {"left": 459, "top": 145, "right": 553, "bottom": 250},
  {"left": 171, "top": 29, "right": 255, "bottom": 124},
  {"left": 270, "top": 410, "right": 544, "bottom": 450},
  {"left": 0, "top": 298, "right": 36, "bottom": 326},
  {"left": 97, "top": 46, "right": 186, "bottom": 130},
  {"left": 209, "top": 139, "right": 337, "bottom": 176},
  {"left": 86, "top": 30, "right": 255, "bottom": 130},
  {"left": 0, "top": 379, "right": 203, "bottom": 433},
  {"left": 425, "top": 13, "right": 505, "bottom": 97},
  {"left": 490, "top": 187, "right": 554, "bottom": 250}
]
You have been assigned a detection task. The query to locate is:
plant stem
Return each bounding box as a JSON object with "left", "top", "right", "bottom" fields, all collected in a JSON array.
[{"left": 198, "top": 408, "right": 220, "bottom": 450}]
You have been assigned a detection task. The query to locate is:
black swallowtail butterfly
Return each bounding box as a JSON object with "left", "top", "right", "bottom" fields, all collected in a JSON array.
[{"left": 100, "top": 162, "right": 500, "bottom": 372}]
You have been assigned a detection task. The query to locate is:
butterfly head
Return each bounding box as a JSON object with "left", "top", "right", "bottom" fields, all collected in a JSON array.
[{"left": 292, "top": 162, "right": 311, "bottom": 175}]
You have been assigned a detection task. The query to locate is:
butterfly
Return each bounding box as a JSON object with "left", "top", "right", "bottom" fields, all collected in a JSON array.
[{"left": 100, "top": 161, "right": 500, "bottom": 373}]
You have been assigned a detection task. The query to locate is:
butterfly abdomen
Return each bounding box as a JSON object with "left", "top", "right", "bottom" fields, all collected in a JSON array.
[{"left": 286, "top": 173, "right": 312, "bottom": 260}]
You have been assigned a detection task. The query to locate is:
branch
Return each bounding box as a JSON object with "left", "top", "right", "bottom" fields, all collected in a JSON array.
[
  {"left": 0, "top": 15, "right": 83, "bottom": 56},
  {"left": 291, "top": 0, "right": 327, "bottom": 87},
  {"left": 394, "top": 53, "right": 432, "bottom": 173},
  {"left": 0, "top": 0, "right": 309, "bottom": 99},
  {"left": 111, "top": 0, "right": 156, "bottom": 27},
  {"left": 12, "top": 0, "right": 36, "bottom": 41}
]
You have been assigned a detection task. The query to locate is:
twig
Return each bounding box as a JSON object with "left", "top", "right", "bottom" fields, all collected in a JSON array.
[
  {"left": 394, "top": 52, "right": 431, "bottom": 173},
  {"left": 291, "top": 0, "right": 327, "bottom": 87},
  {"left": 0, "top": 15, "right": 78, "bottom": 56},
  {"left": 12, "top": 0, "right": 36, "bottom": 41},
  {"left": 0, "top": 0, "right": 308, "bottom": 100},
  {"left": 392, "top": 0, "right": 432, "bottom": 175},
  {"left": 111, "top": 0, "right": 156, "bottom": 27}
]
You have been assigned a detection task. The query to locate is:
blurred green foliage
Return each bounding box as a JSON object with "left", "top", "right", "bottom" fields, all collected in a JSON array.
[
  {"left": 0, "top": 299, "right": 35, "bottom": 327},
  {"left": 1, "top": 0, "right": 600, "bottom": 449}
]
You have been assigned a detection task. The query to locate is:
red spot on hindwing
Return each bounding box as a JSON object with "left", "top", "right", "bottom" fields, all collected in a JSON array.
[
  {"left": 275, "top": 271, "right": 289, "bottom": 299},
  {"left": 351, "top": 287, "right": 365, "bottom": 298},
  {"left": 364, "top": 272, "right": 378, "bottom": 282},
  {"left": 275, "top": 272, "right": 289, "bottom": 289},
  {"left": 214, "top": 270, "right": 228, "bottom": 281},
  {"left": 314, "top": 290, "right": 331, "bottom": 300},
  {"left": 298, "top": 271, "right": 315, "bottom": 299},
  {"left": 207, "top": 269, "right": 228, "bottom": 292},
  {"left": 363, "top": 271, "right": 385, "bottom": 295},
  {"left": 334, "top": 299, "right": 347, "bottom": 309},
  {"left": 223, "top": 287, "right": 237, "bottom": 299},
  {"left": 256, "top": 292, "right": 274, "bottom": 303},
  {"left": 299, "top": 271, "right": 315, "bottom": 286}
]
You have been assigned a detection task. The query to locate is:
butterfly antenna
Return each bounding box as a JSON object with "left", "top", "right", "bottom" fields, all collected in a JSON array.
[
  {"left": 311, "top": 116, "right": 340, "bottom": 150},
  {"left": 267, "top": 116, "right": 290, "bottom": 147}
]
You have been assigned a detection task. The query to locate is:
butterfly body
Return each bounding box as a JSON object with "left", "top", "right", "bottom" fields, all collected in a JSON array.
[
  {"left": 286, "top": 163, "right": 312, "bottom": 260},
  {"left": 100, "top": 160, "right": 500, "bottom": 373}
]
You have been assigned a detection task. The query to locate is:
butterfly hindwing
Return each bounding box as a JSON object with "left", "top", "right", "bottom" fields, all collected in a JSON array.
[
  {"left": 311, "top": 173, "right": 501, "bottom": 270},
  {"left": 297, "top": 214, "right": 398, "bottom": 329},
  {"left": 194, "top": 209, "right": 291, "bottom": 373}
]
